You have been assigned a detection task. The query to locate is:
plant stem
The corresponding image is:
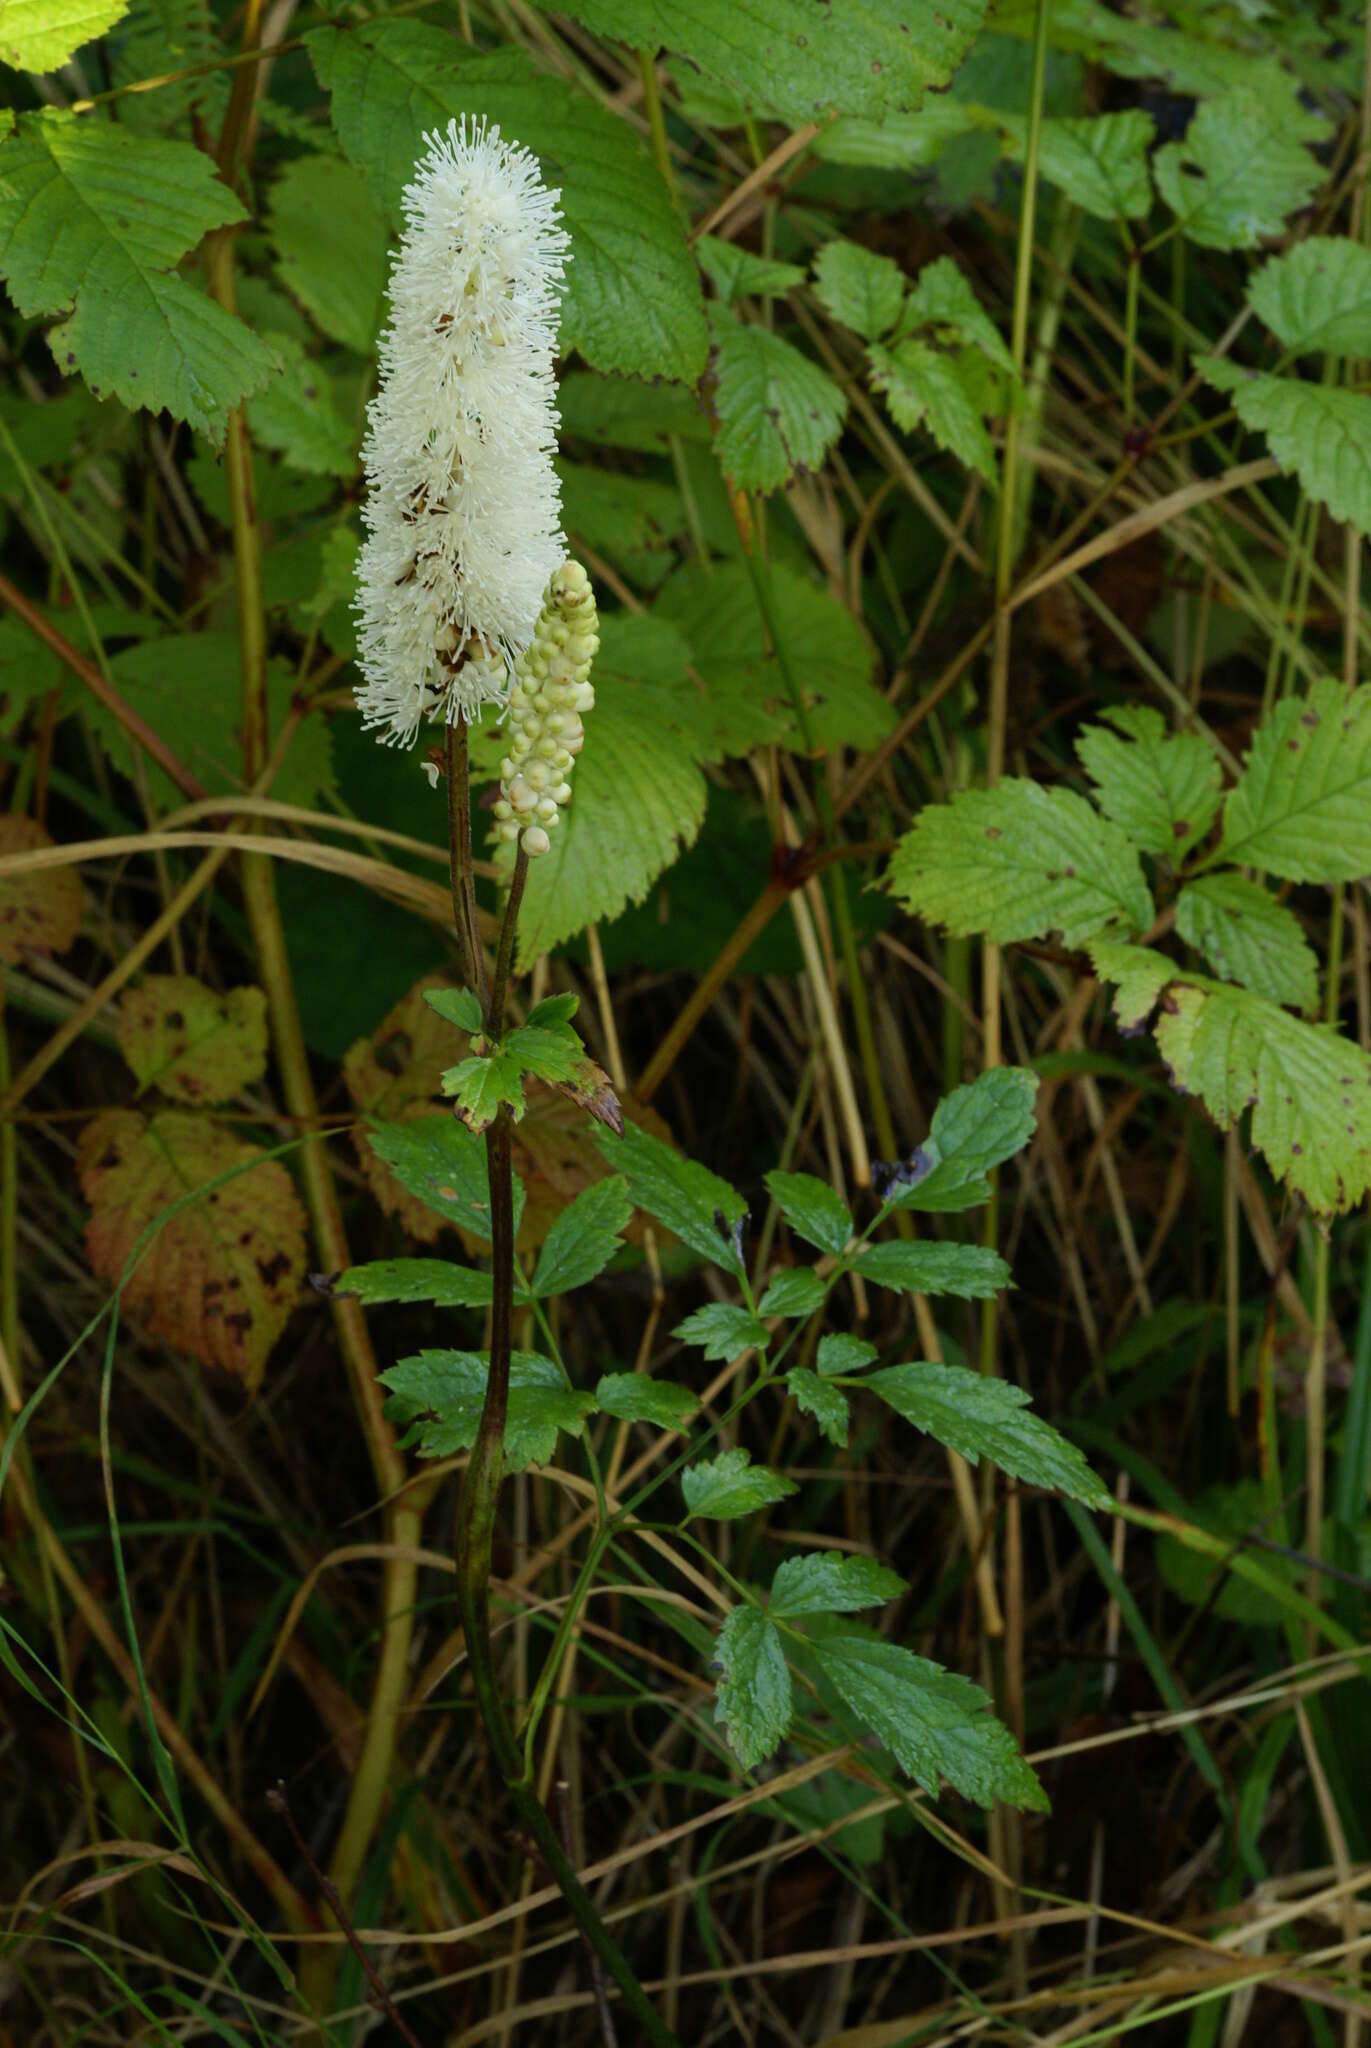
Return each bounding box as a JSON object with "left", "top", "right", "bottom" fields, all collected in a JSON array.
[
  {"left": 488, "top": 844, "right": 529, "bottom": 1038},
  {"left": 446, "top": 715, "right": 488, "bottom": 1009}
]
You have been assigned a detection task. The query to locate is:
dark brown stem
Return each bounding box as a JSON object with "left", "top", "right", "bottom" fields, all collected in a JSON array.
[
  {"left": 487, "top": 843, "right": 529, "bottom": 1038},
  {"left": 445, "top": 716, "right": 488, "bottom": 1009},
  {"left": 266, "top": 1784, "right": 422, "bottom": 2048}
]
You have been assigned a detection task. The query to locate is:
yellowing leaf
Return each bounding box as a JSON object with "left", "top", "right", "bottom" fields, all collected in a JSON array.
[
  {"left": 117, "top": 976, "right": 268, "bottom": 1105},
  {"left": 0, "top": 814, "right": 82, "bottom": 963},
  {"left": 78, "top": 1109, "right": 306, "bottom": 1389},
  {"left": 0, "top": 0, "right": 130, "bottom": 73}
]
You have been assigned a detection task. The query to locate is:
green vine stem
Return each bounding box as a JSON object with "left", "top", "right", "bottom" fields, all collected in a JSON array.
[{"left": 450, "top": 785, "right": 680, "bottom": 2048}]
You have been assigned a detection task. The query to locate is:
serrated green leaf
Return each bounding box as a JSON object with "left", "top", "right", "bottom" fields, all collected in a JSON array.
[
  {"left": 247, "top": 335, "right": 356, "bottom": 478},
  {"left": 527, "top": 0, "right": 985, "bottom": 128},
  {"left": 698, "top": 235, "right": 805, "bottom": 305},
  {"left": 0, "top": 113, "right": 277, "bottom": 442},
  {"left": 673, "top": 1302, "right": 770, "bottom": 1360},
  {"left": 998, "top": 109, "right": 1153, "bottom": 219},
  {"left": 509, "top": 615, "right": 708, "bottom": 964},
  {"left": 866, "top": 1361, "right": 1109, "bottom": 1507},
  {"left": 268, "top": 152, "right": 388, "bottom": 354},
  {"left": 818, "top": 1635, "right": 1049, "bottom": 1810},
  {"left": 854, "top": 1241, "right": 1010, "bottom": 1301},
  {"left": 531, "top": 1175, "right": 632, "bottom": 1296},
  {"left": 654, "top": 561, "right": 894, "bottom": 756},
  {"left": 307, "top": 25, "right": 706, "bottom": 383},
  {"left": 559, "top": 460, "right": 686, "bottom": 592},
  {"left": 1153, "top": 980, "right": 1371, "bottom": 1216},
  {"left": 366, "top": 1116, "right": 526, "bottom": 1243},
  {"left": 117, "top": 976, "right": 266, "bottom": 1106},
  {"left": 815, "top": 101, "right": 976, "bottom": 171},
  {"left": 0, "top": 0, "right": 130, "bottom": 74},
  {"left": 887, "top": 780, "right": 1154, "bottom": 949},
  {"left": 812, "top": 239, "right": 905, "bottom": 341},
  {"left": 868, "top": 338, "right": 996, "bottom": 484},
  {"left": 1216, "top": 677, "right": 1371, "bottom": 881},
  {"left": 559, "top": 371, "right": 708, "bottom": 452},
  {"left": 709, "top": 306, "right": 846, "bottom": 492},
  {"left": 1076, "top": 704, "right": 1222, "bottom": 858},
  {"left": 334, "top": 1258, "right": 496, "bottom": 1308},
  {"left": 1198, "top": 361, "right": 1371, "bottom": 539},
  {"left": 595, "top": 1372, "right": 699, "bottom": 1428},
  {"left": 1089, "top": 940, "right": 1174, "bottom": 1030},
  {"left": 425, "top": 987, "right": 483, "bottom": 1034},
  {"left": 526, "top": 993, "right": 579, "bottom": 1030},
  {"left": 784, "top": 1370, "right": 849, "bottom": 1445},
  {"left": 597, "top": 1119, "right": 747, "bottom": 1276},
  {"left": 379, "top": 1350, "right": 593, "bottom": 1470},
  {"left": 763, "top": 1171, "right": 853, "bottom": 1256},
  {"left": 501, "top": 1021, "right": 585, "bottom": 1087},
  {"left": 1154, "top": 85, "right": 1327, "bottom": 251},
  {"left": 442, "top": 1050, "right": 527, "bottom": 1130},
  {"left": 713, "top": 1607, "right": 791, "bottom": 1770},
  {"left": 882, "top": 1067, "right": 1038, "bottom": 1214},
  {"left": 683, "top": 1448, "right": 797, "bottom": 1520},
  {"left": 108, "top": 0, "right": 225, "bottom": 137},
  {"left": 770, "top": 1552, "right": 905, "bottom": 1618},
  {"left": 1247, "top": 237, "right": 1371, "bottom": 358},
  {"left": 816, "top": 1333, "right": 878, "bottom": 1376},
  {"left": 898, "top": 256, "right": 1014, "bottom": 376},
  {"left": 1176, "top": 876, "right": 1318, "bottom": 1012},
  {"left": 758, "top": 1268, "right": 826, "bottom": 1318}
]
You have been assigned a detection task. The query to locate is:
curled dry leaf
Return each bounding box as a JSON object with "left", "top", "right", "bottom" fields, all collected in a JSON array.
[
  {"left": 78, "top": 1110, "right": 307, "bottom": 1390},
  {"left": 0, "top": 815, "right": 83, "bottom": 964}
]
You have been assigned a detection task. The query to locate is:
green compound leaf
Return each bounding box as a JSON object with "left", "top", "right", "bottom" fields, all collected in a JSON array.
[
  {"left": 682, "top": 1448, "right": 797, "bottom": 1520},
  {"left": 697, "top": 235, "right": 805, "bottom": 305},
  {"left": 379, "top": 1350, "right": 594, "bottom": 1470},
  {"left": 442, "top": 1049, "right": 528, "bottom": 1131},
  {"left": 1216, "top": 677, "right": 1371, "bottom": 881},
  {"left": 757, "top": 1268, "right": 826, "bottom": 1318},
  {"left": 503, "top": 1020, "right": 587, "bottom": 1086},
  {"left": 306, "top": 25, "right": 706, "bottom": 384},
  {"left": 1153, "top": 980, "right": 1371, "bottom": 1216},
  {"left": 816, "top": 1635, "right": 1048, "bottom": 1812},
  {"left": 713, "top": 1606, "right": 791, "bottom": 1771},
  {"left": 1154, "top": 85, "right": 1328, "bottom": 251},
  {"left": 333, "top": 1258, "right": 496, "bottom": 1309},
  {"left": 246, "top": 335, "right": 356, "bottom": 478},
  {"left": 1246, "top": 237, "right": 1371, "bottom": 359},
  {"left": 1076, "top": 705, "right": 1222, "bottom": 859},
  {"left": 887, "top": 780, "right": 1154, "bottom": 949},
  {"left": 510, "top": 615, "right": 708, "bottom": 964},
  {"left": 865, "top": 1361, "right": 1110, "bottom": 1509},
  {"left": 117, "top": 976, "right": 267, "bottom": 1107},
  {"left": 597, "top": 1119, "right": 747, "bottom": 1277},
  {"left": 898, "top": 256, "right": 1014, "bottom": 376},
  {"left": 654, "top": 561, "right": 894, "bottom": 757},
  {"left": 1005, "top": 109, "right": 1154, "bottom": 220},
  {"left": 854, "top": 1241, "right": 1010, "bottom": 1301},
  {"left": 1089, "top": 940, "right": 1175, "bottom": 1031},
  {"left": 764, "top": 1170, "right": 853, "bottom": 1257},
  {"left": 530, "top": 1175, "right": 632, "bottom": 1296},
  {"left": 816, "top": 1333, "right": 878, "bottom": 1377},
  {"left": 366, "top": 1116, "right": 526, "bottom": 1244},
  {"left": 1198, "top": 360, "right": 1371, "bottom": 539},
  {"left": 0, "top": 113, "right": 277, "bottom": 443},
  {"left": 770, "top": 1552, "right": 905, "bottom": 1619},
  {"left": 673, "top": 1302, "right": 770, "bottom": 1361},
  {"left": 526, "top": 0, "right": 985, "bottom": 128},
  {"left": 0, "top": 0, "right": 130, "bottom": 75},
  {"left": 812, "top": 239, "right": 905, "bottom": 341},
  {"left": 595, "top": 1372, "right": 699, "bottom": 1429},
  {"left": 708, "top": 306, "right": 846, "bottom": 492},
  {"left": 868, "top": 339, "right": 996, "bottom": 484},
  {"left": 882, "top": 1066, "right": 1038, "bottom": 1215},
  {"left": 785, "top": 1370, "right": 849, "bottom": 1446},
  {"left": 1176, "top": 876, "right": 1318, "bottom": 1013},
  {"left": 424, "top": 987, "right": 483, "bottom": 1034},
  {"left": 267, "top": 152, "right": 388, "bottom": 355}
]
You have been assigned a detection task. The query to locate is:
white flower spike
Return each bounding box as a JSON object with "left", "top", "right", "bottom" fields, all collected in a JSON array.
[
  {"left": 354, "top": 117, "right": 569, "bottom": 748},
  {"left": 491, "top": 561, "right": 598, "bottom": 857}
]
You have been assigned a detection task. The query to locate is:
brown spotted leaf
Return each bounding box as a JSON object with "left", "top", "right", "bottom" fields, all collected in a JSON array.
[
  {"left": 78, "top": 1109, "right": 307, "bottom": 1389},
  {"left": 117, "top": 975, "right": 269, "bottom": 1105},
  {"left": 0, "top": 815, "right": 82, "bottom": 964}
]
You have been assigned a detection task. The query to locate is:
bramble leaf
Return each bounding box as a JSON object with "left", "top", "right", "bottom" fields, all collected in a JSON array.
[
  {"left": 812, "top": 239, "right": 905, "bottom": 341},
  {"left": 1008, "top": 110, "right": 1154, "bottom": 220},
  {"left": 708, "top": 307, "right": 846, "bottom": 492},
  {"left": 268, "top": 152, "right": 388, "bottom": 354},
  {"left": 78, "top": 1110, "right": 306, "bottom": 1391},
  {"left": 117, "top": 977, "right": 267, "bottom": 1106},
  {"left": 865, "top": 1361, "right": 1110, "bottom": 1508},
  {"left": 1246, "top": 237, "right": 1371, "bottom": 358},
  {"left": 713, "top": 1606, "right": 790, "bottom": 1771},
  {"left": 770, "top": 1552, "right": 905, "bottom": 1618},
  {"left": 888, "top": 780, "right": 1154, "bottom": 948},
  {"left": 0, "top": 815, "right": 82, "bottom": 963},
  {"left": 1176, "top": 876, "right": 1318, "bottom": 1012},
  {"left": 1197, "top": 361, "right": 1371, "bottom": 539},
  {"left": 1215, "top": 677, "right": 1371, "bottom": 881},
  {"left": 1154, "top": 85, "right": 1327, "bottom": 251},
  {"left": 0, "top": 0, "right": 130, "bottom": 70},
  {"left": 868, "top": 338, "right": 996, "bottom": 483},
  {"left": 1076, "top": 705, "right": 1222, "bottom": 859},
  {"left": 682, "top": 1448, "right": 797, "bottom": 1520},
  {"left": 380, "top": 1350, "right": 593, "bottom": 1470},
  {"left": 816, "top": 1635, "right": 1049, "bottom": 1811},
  {"left": 595, "top": 1372, "right": 699, "bottom": 1428},
  {"left": 698, "top": 235, "right": 805, "bottom": 305}
]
